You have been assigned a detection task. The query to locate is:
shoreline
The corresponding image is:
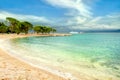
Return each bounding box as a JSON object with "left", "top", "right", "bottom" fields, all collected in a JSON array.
[
  {"left": 0, "top": 33, "right": 72, "bottom": 39},
  {"left": 0, "top": 34, "right": 71, "bottom": 80}
]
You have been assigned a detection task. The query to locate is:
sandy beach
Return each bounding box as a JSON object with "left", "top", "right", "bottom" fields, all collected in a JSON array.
[{"left": 0, "top": 34, "right": 69, "bottom": 80}]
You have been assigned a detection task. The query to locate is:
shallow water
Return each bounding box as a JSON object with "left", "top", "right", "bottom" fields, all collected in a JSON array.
[{"left": 3, "top": 33, "right": 120, "bottom": 80}]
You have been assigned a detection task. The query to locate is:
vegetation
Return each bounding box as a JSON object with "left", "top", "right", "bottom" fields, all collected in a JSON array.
[
  {"left": 0, "top": 22, "right": 8, "bottom": 33},
  {"left": 0, "top": 17, "right": 56, "bottom": 34},
  {"left": 33, "top": 25, "right": 56, "bottom": 34},
  {"left": 20, "top": 21, "right": 33, "bottom": 34}
]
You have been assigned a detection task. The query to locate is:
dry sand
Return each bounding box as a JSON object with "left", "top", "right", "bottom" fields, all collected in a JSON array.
[{"left": 0, "top": 34, "right": 69, "bottom": 80}]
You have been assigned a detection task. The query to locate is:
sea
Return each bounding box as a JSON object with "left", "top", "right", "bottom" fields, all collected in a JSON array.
[{"left": 1, "top": 33, "right": 120, "bottom": 80}]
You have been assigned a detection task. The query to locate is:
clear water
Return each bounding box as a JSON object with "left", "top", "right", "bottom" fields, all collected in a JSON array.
[{"left": 5, "top": 33, "right": 120, "bottom": 80}]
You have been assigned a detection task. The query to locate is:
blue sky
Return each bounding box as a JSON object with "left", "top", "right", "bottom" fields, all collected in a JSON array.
[{"left": 0, "top": 0, "right": 120, "bottom": 31}]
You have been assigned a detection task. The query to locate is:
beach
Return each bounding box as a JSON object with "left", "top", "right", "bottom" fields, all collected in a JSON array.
[
  {"left": 0, "top": 34, "right": 68, "bottom": 80},
  {"left": 0, "top": 33, "right": 120, "bottom": 80}
]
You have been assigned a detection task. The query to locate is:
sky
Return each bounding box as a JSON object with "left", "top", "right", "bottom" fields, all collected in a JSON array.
[{"left": 0, "top": 0, "right": 120, "bottom": 32}]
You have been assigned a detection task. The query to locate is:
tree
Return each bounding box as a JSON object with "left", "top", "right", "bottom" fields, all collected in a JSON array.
[
  {"left": 6, "top": 17, "right": 20, "bottom": 34},
  {"left": 33, "top": 26, "right": 42, "bottom": 34},
  {"left": 0, "top": 22, "right": 7, "bottom": 33},
  {"left": 44, "top": 26, "right": 52, "bottom": 34},
  {"left": 0, "top": 17, "right": 57, "bottom": 34},
  {"left": 20, "top": 21, "right": 33, "bottom": 34},
  {"left": 33, "top": 25, "right": 57, "bottom": 34},
  {"left": 51, "top": 28, "right": 56, "bottom": 33}
]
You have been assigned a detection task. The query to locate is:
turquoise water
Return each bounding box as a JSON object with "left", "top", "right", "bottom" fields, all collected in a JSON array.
[{"left": 8, "top": 33, "right": 120, "bottom": 80}]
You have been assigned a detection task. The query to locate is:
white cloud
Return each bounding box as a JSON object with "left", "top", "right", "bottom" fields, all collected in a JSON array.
[
  {"left": 0, "top": 11, "right": 50, "bottom": 23},
  {"left": 44, "top": 0, "right": 120, "bottom": 30},
  {"left": 44, "top": 0, "right": 93, "bottom": 30},
  {"left": 56, "top": 13, "right": 120, "bottom": 30},
  {"left": 72, "top": 14, "right": 120, "bottom": 30},
  {"left": 45, "top": 0, "right": 92, "bottom": 17}
]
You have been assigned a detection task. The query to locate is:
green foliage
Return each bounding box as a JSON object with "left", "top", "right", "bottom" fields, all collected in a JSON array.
[
  {"left": 0, "top": 22, "right": 8, "bottom": 33},
  {"left": 6, "top": 17, "right": 20, "bottom": 33},
  {"left": 33, "top": 26, "right": 42, "bottom": 34},
  {"left": 0, "top": 17, "right": 57, "bottom": 34},
  {"left": 20, "top": 21, "right": 33, "bottom": 34},
  {"left": 51, "top": 28, "right": 56, "bottom": 33},
  {"left": 33, "top": 25, "right": 56, "bottom": 34}
]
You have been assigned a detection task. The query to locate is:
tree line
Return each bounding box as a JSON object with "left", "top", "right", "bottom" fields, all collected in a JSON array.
[{"left": 0, "top": 17, "right": 56, "bottom": 34}]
